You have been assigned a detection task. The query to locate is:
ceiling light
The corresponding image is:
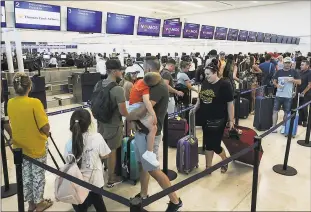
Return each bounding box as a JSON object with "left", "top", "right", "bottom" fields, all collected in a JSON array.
[
  {"left": 105, "top": 2, "right": 173, "bottom": 14},
  {"left": 253, "top": 1, "right": 258, "bottom": 3},
  {"left": 179, "top": 1, "right": 204, "bottom": 8}
]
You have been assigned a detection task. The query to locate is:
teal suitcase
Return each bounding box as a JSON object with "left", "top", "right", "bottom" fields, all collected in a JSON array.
[{"left": 121, "top": 137, "right": 139, "bottom": 185}]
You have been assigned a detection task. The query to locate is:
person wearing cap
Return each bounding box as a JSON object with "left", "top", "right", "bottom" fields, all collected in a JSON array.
[
  {"left": 271, "top": 57, "right": 301, "bottom": 133},
  {"left": 97, "top": 59, "right": 129, "bottom": 187}
]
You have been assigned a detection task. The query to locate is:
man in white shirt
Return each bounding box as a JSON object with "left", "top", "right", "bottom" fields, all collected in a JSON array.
[{"left": 49, "top": 55, "right": 58, "bottom": 68}]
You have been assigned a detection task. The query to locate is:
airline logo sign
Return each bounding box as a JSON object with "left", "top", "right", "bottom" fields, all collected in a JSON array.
[
  {"left": 162, "top": 20, "right": 181, "bottom": 37},
  {"left": 1, "top": 1, "right": 6, "bottom": 27},
  {"left": 183, "top": 23, "right": 199, "bottom": 39},
  {"left": 15, "top": 1, "right": 60, "bottom": 30},
  {"left": 137, "top": 17, "right": 161, "bottom": 36}
]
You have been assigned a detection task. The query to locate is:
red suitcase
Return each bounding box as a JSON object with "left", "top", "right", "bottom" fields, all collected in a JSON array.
[{"left": 222, "top": 126, "right": 263, "bottom": 166}]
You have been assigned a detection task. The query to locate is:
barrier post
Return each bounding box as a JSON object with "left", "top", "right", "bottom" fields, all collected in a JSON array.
[
  {"left": 162, "top": 113, "right": 177, "bottom": 181},
  {"left": 273, "top": 109, "right": 298, "bottom": 176},
  {"left": 1, "top": 124, "right": 17, "bottom": 198},
  {"left": 13, "top": 148, "right": 25, "bottom": 212},
  {"left": 251, "top": 136, "right": 262, "bottom": 212},
  {"left": 49, "top": 133, "right": 66, "bottom": 164},
  {"left": 297, "top": 103, "right": 311, "bottom": 147},
  {"left": 129, "top": 197, "right": 142, "bottom": 212},
  {"left": 235, "top": 89, "right": 241, "bottom": 126}
]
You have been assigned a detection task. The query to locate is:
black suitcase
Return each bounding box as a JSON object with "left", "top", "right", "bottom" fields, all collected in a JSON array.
[
  {"left": 237, "top": 97, "right": 249, "bottom": 119},
  {"left": 253, "top": 97, "right": 274, "bottom": 131},
  {"left": 241, "top": 91, "right": 252, "bottom": 113},
  {"left": 29, "top": 76, "right": 47, "bottom": 109}
]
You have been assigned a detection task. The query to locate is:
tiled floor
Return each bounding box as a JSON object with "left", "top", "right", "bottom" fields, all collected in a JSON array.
[{"left": 1, "top": 105, "right": 310, "bottom": 211}]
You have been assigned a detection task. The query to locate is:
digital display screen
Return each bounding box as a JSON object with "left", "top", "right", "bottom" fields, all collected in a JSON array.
[
  {"left": 227, "top": 28, "right": 239, "bottom": 41},
  {"left": 247, "top": 31, "right": 257, "bottom": 42},
  {"left": 200, "top": 25, "right": 215, "bottom": 39},
  {"left": 214, "top": 27, "right": 228, "bottom": 40},
  {"left": 162, "top": 19, "right": 182, "bottom": 38},
  {"left": 296, "top": 38, "right": 300, "bottom": 45},
  {"left": 106, "top": 12, "right": 135, "bottom": 35},
  {"left": 277, "top": 35, "right": 283, "bottom": 43},
  {"left": 1, "top": 1, "right": 6, "bottom": 28},
  {"left": 67, "top": 7, "right": 102, "bottom": 33},
  {"left": 256, "top": 32, "right": 264, "bottom": 42},
  {"left": 270, "top": 34, "right": 278, "bottom": 43},
  {"left": 137, "top": 17, "right": 161, "bottom": 37},
  {"left": 183, "top": 23, "right": 200, "bottom": 39},
  {"left": 14, "top": 1, "right": 61, "bottom": 30},
  {"left": 282, "top": 36, "right": 288, "bottom": 44},
  {"left": 263, "top": 33, "right": 271, "bottom": 43},
  {"left": 286, "top": 37, "right": 292, "bottom": 44},
  {"left": 238, "top": 30, "right": 248, "bottom": 41},
  {"left": 291, "top": 37, "right": 297, "bottom": 44}
]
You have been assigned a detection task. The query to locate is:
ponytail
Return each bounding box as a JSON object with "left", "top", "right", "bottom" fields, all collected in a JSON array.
[{"left": 72, "top": 121, "right": 84, "bottom": 166}]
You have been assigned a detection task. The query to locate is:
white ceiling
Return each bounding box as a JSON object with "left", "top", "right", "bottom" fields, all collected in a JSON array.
[{"left": 35, "top": 1, "right": 287, "bottom": 18}]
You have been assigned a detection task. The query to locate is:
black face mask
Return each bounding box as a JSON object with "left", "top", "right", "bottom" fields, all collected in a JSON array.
[{"left": 116, "top": 76, "right": 122, "bottom": 84}]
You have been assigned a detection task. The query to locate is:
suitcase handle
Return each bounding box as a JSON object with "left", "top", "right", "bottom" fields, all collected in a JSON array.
[{"left": 189, "top": 109, "right": 196, "bottom": 138}]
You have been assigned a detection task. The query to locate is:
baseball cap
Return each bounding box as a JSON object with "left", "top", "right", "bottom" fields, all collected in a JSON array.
[
  {"left": 283, "top": 57, "right": 292, "bottom": 63},
  {"left": 219, "top": 51, "right": 225, "bottom": 55}
]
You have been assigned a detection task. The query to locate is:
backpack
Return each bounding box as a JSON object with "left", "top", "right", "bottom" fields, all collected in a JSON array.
[
  {"left": 54, "top": 154, "right": 89, "bottom": 205},
  {"left": 91, "top": 81, "right": 118, "bottom": 123}
]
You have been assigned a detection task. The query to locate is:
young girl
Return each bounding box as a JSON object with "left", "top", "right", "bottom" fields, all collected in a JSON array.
[
  {"left": 64, "top": 109, "right": 111, "bottom": 212},
  {"left": 128, "top": 72, "right": 161, "bottom": 167}
]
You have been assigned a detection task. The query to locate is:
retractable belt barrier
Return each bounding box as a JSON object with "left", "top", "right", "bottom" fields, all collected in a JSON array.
[
  {"left": 6, "top": 90, "right": 311, "bottom": 212},
  {"left": 240, "top": 85, "right": 266, "bottom": 95}
]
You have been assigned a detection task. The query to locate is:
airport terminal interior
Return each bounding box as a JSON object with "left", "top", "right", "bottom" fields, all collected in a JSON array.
[{"left": 1, "top": 1, "right": 311, "bottom": 211}]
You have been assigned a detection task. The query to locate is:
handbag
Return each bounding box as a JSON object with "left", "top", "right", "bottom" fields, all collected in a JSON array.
[{"left": 205, "top": 118, "right": 226, "bottom": 131}]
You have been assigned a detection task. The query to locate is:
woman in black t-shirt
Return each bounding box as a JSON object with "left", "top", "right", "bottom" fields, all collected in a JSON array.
[{"left": 191, "top": 60, "right": 234, "bottom": 173}]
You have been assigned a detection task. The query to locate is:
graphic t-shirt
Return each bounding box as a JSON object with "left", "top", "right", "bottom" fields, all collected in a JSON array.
[
  {"left": 273, "top": 69, "right": 301, "bottom": 98},
  {"left": 64, "top": 132, "right": 111, "bottom": 188},
  {"left": 198, "top": 79, "right": 234, "bottom": 121}
]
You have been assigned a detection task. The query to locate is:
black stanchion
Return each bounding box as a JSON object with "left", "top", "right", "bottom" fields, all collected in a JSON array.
[
  {"left": 251, "top": 136, "right": 262, "bottom": 212},
  {"left": 129, "top": 197, "right": 143, "bottom": 212},
  {"left": 162, "top": 113, "right": 177, "bottom": 181},
  {"left": 297, "top": 104, "right": 311, "bottom": 147},
  {"left": 1, "top": 125, "right": 17, "bottom": 198},
  {"left": 49, "top": 133, "right": 66, "bottom": 164},
  {"left": 235, "top": 90, "right": 241, "bottom": 126},
  {"left": 273, "top": 109, "right": 298, "bottom": 176},
  {"left": 13, "top": 148, "right": 25, "bottom": 212}
]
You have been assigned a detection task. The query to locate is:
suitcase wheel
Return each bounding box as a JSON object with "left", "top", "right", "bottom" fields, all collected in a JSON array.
[{"left": 185, "top": 171, "right": 189, "bottom": 175}]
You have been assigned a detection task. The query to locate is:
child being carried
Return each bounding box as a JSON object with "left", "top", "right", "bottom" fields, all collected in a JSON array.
[{"left": 128, "top": 72, "right": 161, "bottom": 167}]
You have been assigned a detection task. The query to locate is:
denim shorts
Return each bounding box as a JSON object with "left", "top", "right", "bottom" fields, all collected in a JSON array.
[{"left": 273, "top": 97, "right": 292, "bottom": 113}]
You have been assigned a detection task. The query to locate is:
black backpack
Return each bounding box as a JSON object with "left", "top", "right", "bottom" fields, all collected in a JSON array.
[{"left": 91, "top": 81, "right": 118, "bottom": 123}]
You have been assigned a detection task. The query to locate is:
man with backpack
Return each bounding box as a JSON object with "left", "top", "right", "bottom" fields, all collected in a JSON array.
[
  {"left": 91, "top": 59, "right": 129, "bottom": 188},
  {"left": 259, "top": 54, "right": 277, "bottom": 96}
]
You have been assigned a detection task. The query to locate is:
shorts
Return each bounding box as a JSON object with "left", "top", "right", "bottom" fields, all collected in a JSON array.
[
  {"left": 128, "top": 102, "right": 152, "bottom": 128},
  {"left": 97, "top": 122, "right": 123, "bottom": 150},
  {"left": 134, "top": 132, "right": 162, "bottom": 172},
  {"left": 273, "top": 97, "right": 292, "bottom": 113},
  {"left": 167, "top": 97, "right": 175, "bottom": 115}
]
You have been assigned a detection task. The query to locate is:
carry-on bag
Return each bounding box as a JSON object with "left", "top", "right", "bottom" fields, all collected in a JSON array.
[
  {"left": 237, "top": 97, "right": 250, "bottom": 119},
  {"left": 176, "top": 110, "right": 199, "bottom": 174},
  {"left": 284, "top": 95, "right": 300, "bottom": 137},
  {"left": 253, "top": 96, "right": 274, "bottom": 131},
  {"left": 168, "top": 116, "right": 188, "bottom": 148},
  {"left": 121, "top": 136, "right": 139, "bottom": 185},
  {"left": 222, "top": 126, "right": 263, "bottom": 166}
]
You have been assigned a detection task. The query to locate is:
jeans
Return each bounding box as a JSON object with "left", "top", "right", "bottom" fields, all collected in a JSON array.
[{"left": 273, "top": 97, "right": 292, "bottom": 113}]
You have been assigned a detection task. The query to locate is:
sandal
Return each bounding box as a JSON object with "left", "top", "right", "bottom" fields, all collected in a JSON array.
[
  {"left": 221, "top": 164, "right": 228, "bottom": 174},
  {"left": 36, "top": 199, "right": 53, "bottom": 212},
  {"left": 205, "top": 166, "right": 212, "bottom": 175},
  {"left": 28, "top": 206, "right": 36, "bottom": 212}
]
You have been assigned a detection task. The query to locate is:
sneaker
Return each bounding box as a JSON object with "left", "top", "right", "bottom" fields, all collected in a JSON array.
[
  {"left": 135, "top": 193, "right": 149, "bottom": 200},
  {"left": 280, "top": 126, "right": 285, "bottom": 134},
  {"left": 166, "top": 198, "right": 183, "bottom": 212},
  {"left": 142, "top": 151, "right": 160, "bottom": 167},
  {"left": 106, "top": 176, "right": 123, "bottom": 188}
]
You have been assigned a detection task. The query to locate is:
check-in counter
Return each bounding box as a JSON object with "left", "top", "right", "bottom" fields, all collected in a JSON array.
[{"left": 1, "top": 66, "right": 96, "bottom": 98}]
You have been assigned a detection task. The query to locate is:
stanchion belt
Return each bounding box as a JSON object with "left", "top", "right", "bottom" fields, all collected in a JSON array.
[
  {"left": 297, "top": 99, "right": 311, "bottom": 111},
  {"left": 240, "top": 85, "right": 266, "bottom": 95},
  {"left": 47, "top": 105, "right": 89, "bottom": 116},
  {"left": 168, "top": 106, "right": 195, "bottom": 118},
  {"left": 142, "top": 143, "right": 258, "bottom": 207},
  {"left": 22, "top": 154, "right": 130, "bottom": 207}
]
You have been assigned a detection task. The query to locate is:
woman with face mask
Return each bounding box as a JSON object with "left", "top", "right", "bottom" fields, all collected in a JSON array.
[{"left": 191, "top": 59, "right": 234, "bottom": 173}]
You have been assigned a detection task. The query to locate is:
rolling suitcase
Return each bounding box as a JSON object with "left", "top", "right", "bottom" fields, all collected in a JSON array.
[
  {"left": 121, "top": 137, "right": 139, "bottom": 185},
  {"left": 222, "top": 126, "right": 263, "bottom": 166},
  {"left": 238, "top": 97, "right": 250, "bottom": 119},
  {"left": 168, "top": 117, "right": 188, "bottom": 148},
  {"left": 253, "top": 96, "right": 274, "bottom": 131},
  {"left": 176, "top": 110, "right": 199, "bottom": 174},
  {"left": 284, "top": 95, "right": 300, "bottom": 137}
]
